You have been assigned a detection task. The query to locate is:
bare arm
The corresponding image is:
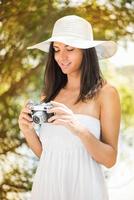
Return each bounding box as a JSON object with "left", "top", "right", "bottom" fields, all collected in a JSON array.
[
  {"left": 22, "top": 129, "right": 42, "bottom": 158},
  {"left": 77, "top": 85, "right": 121, "bottom": 168}
]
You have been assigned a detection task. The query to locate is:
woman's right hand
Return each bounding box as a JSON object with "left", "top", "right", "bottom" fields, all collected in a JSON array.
[
  {"left": 18, "top": 101, "right": 34, "bottom": 133},
  {"left": 18, "top": 101, "right": 42, "bottom": 157}
]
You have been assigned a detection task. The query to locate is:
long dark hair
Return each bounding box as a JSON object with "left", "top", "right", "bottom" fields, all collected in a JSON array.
[{"left": 41, "top": 42, "right": 106, "bottom": 104}]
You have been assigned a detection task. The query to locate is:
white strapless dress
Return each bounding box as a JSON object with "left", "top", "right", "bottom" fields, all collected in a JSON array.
[{"left": 31, "top": 114, "right": 109, "bottom": 200}]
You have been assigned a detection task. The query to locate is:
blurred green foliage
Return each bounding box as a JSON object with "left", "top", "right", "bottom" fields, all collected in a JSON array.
[
  {"left": 119, "top": 85, "right": 134, "bottom": 128},
  {"left": 0, "top": 0, "right": 133, "bottom": 199}
]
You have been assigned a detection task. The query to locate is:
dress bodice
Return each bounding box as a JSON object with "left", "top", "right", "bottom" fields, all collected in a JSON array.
[{"left": 38, "top": 114, "right": 101, "bottom": 151}]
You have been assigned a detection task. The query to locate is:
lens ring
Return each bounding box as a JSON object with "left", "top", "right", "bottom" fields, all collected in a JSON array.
[{"left": 33, "top": 116, "right": 40, "bottom": 124}]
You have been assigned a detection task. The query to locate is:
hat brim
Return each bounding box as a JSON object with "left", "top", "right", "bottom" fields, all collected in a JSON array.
[{"left": 27, "top": 36, "right": 117, "bottom": 59}]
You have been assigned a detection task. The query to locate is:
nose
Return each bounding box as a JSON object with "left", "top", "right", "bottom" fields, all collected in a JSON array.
[{"left": 57, "top": 50, "right": 68, "bottom": 61}]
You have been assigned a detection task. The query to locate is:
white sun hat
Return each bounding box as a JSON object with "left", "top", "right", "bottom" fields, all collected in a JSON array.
[{"left": 27, "top": 15, "right": 117, "bottom": 59}]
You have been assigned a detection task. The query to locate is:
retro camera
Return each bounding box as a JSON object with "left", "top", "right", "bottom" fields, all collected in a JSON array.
[{"left": 28, "top": 101, "right": 54, "bottom": 124}]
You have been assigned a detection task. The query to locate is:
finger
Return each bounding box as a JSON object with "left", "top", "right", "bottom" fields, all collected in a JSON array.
[
  {"left": 47, "top": 107, "right": 68, "bottom": 115},
  {"left": 19, "top": 118, "right": 33, "bottom": 127},
  {"left": 20, "top": 118, "right": 32, "bottom": 125},
  {"left": 22, "top": 107, "right": 32, "bottom": 114},
  {"left": 19, "top": 113, "right": 33, "bottom": 122},
  {"left": 50, "top": 101, "right": 66, "bottom": 108},
  {"left": 52, "top": 119, "right": 67, "bottom": 125},
  {"left": 48, "top": 114, "right": 70, "bottom": 123}
]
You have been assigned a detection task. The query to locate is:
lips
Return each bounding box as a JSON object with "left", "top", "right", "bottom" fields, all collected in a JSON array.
[{"left": 60, "top": 62, "right": 71, "bottom": 68}]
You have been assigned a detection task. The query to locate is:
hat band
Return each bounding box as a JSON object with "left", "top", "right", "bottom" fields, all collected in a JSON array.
[{"left": 51, "top": 33, "right": 93, "bottom": 41}]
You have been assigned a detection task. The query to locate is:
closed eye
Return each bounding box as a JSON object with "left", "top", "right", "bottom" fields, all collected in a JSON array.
[
  {"left": 67, "top": 48, "right": 74, "bottom": 51},
  {"left": 53, "top": 48, "right": 74, "bottom": 52}
]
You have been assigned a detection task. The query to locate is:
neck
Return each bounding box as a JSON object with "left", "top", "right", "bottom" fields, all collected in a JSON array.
[{"left": 64, "top": 73, "right": 81, "bottom": 91}]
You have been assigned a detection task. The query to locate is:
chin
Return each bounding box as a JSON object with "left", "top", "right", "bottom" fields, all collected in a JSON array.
[{"left": 60, "top": 68, "right": 71, "bottom": 73}]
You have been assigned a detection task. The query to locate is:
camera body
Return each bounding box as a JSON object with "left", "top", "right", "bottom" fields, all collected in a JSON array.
[{"left": 29, "top": 101, "right": 54, "bottom": 124}]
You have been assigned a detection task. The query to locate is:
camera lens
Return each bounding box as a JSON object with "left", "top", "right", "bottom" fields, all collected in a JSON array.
[{"left": 33, "top": 116, "right": 40, "bottom": 124}]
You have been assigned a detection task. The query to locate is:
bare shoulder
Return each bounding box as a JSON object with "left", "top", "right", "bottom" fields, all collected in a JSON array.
[
  {"left": 98, "top": 82, "right": 121, "bottom": 128},
  {"left": 99, "top": 82, "right": 120, "bottom": 104}
]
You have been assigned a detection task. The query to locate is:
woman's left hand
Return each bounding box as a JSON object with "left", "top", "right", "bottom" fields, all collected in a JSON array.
[{"left": 47, "top": 101, "right": 85, "bottom": 136}]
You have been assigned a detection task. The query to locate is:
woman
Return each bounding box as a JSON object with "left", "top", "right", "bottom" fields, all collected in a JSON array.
[{"left": 18, "top": 15, "right": 121, "bottom": 200}]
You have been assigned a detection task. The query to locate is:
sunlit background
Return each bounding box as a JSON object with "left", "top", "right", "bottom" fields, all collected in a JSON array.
[{"left": 0, "top": 0, "right": 134, "bottom": 199}]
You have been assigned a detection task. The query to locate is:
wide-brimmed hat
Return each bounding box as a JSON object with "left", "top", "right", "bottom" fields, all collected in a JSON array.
[{"left": 27, "top": 15, "right": 117, "bottom": 59}]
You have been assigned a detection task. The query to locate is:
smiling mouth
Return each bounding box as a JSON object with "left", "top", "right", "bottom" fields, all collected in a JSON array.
[{"left": 61, "top": 62, "right": 71, "bottom": 67}]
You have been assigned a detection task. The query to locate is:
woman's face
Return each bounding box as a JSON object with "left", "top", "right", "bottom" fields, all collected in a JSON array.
[{"left": 53, "top": 42, "right": 83, "bottom": 75}]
